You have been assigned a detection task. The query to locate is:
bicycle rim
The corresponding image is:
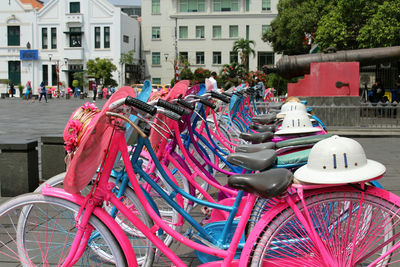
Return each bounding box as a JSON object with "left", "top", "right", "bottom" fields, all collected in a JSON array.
[
  {"left": 0, "top": 193, "right": 127, "bottom": 266},
  {"left": 247, "top": 187, "right": 400, "bottom": 266}
]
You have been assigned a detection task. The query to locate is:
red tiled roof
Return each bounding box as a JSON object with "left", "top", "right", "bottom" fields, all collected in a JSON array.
[{"left": 20, "top": 0, "right": 44, "bottom": 10}]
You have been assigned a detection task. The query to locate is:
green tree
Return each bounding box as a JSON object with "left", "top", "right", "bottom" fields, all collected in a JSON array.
[
  {"left": 315, "top": 0, "right": 385, "bottom": 50},
  {"left": 232, "top": 38, "right": 256, "bottom": 70},
  {"left": 357, "top": 1, "right": 400, "bottom": 48},
  {"left": 73, "top": 71, "right": 87, "bottom": 92},
  {"left": 263, "top": 0, "right": 336, "bottom": 55},
  {"left": 86, "top": 57, "right": 117, "bottom": 87}
]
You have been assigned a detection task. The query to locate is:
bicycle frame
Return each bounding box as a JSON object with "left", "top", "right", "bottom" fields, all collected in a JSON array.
[{"left": 42, "top": 123, "right": 258, "bottom": 266}]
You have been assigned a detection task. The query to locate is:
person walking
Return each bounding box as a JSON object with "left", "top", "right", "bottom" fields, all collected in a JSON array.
[
  {"left": 255, "top": 77, "right": 265, "bottom": 102},
  {"left": 9, "top": 81, "right": 15, "bottom": 97},
  {"left": 92, "top": 81, "right": 97, "bottom": 101},
  {"left": 25, "top": 81, "right": 34, "bottom": 102},
  {"left": 39, "top": 81, "right": 47, "bottom": 103},
  {"left": 371, "top": 79, "right": 384, "bottom": 103}
]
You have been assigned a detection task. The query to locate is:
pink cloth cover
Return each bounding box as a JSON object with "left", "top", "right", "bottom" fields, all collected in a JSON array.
[{"left": 63, "top": 86, "right": 136, "bottom": 194}]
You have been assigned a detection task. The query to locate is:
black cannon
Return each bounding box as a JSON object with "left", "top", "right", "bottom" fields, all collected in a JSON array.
[{"left": 264, "top": 46, "right": 400, "bottom": 79}]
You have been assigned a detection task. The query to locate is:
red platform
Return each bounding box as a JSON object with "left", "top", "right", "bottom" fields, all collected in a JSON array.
[{"left": 287, "top": 62, "right": 360, "bottom": 97}]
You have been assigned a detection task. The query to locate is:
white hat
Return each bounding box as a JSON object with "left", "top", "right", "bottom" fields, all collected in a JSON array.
[
  {"left": 294, "top": 135, "right": 385, "bottom": 184},
  {"left": 277, "top": 102, "right": 307, "bottom": 119},
  {"left": 275, "top": 112, "right": 322, "bottom": 135}
]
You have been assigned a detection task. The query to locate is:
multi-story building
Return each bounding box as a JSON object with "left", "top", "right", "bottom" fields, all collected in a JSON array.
[
  {"left": 0, "top": 0, "right": 141, "bottom": 96},
  {"left": 36, "top": 0, "right": 141, "bottom": 91},
  {"left": 141, "top": 0, "right": 279, "bottom": 84},
  {"left": 0, "top": 0, "right": 42, "bottom": 94}
]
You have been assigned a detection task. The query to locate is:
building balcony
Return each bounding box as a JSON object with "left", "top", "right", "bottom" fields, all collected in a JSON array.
[
  {"left": 65, "top": 13, "right": 83, "bottom": 24},
  {"left": 63, "top": 47, "right": 83, "bottom": 60}
]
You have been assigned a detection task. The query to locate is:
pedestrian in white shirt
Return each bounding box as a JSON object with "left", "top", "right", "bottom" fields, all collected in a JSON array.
[{"left": 208, "top": 72, "right": 218, "bottom": 92}]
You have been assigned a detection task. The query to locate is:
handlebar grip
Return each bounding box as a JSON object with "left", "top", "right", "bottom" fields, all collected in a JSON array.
[
  {"left": 157, "top": 99, "right": 186, "bottom": 115},
  {"left": 210, "top": 91, "right": 230, "bottom": 103},
  {"left": 200, "top": 99, "right": 217, "bottom": 110},
  {"left": 125, "top": 96, "right": 157, "bottom": 116},
  {"left": 177, "top": 99, "right": 195, "bottom": 110},
  {"left": 162, "top": 110, "right": 182, "bottom": 121}
]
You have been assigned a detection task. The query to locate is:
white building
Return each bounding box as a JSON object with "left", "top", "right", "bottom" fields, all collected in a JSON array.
[
  {"left": 36, "top": 0, "right": 141, "bottom": 92},
  {"left": 0, "top": 0, "right": 141, "bottom": 96},
  {"left": 141, "top": 0, "right": 279, "bottom": 85},
  {"left": 0, "top": 0, "right": 42, "bottom": 95}
]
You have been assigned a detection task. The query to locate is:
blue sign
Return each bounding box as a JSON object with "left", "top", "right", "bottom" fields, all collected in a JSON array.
[{"left": 20, "top": 50, "right": 38, "bottom": 60}]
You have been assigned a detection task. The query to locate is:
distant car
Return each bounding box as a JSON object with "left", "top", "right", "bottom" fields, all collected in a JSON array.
[{"left": 163, "top": 84, "right": 171, "bottom": 90}]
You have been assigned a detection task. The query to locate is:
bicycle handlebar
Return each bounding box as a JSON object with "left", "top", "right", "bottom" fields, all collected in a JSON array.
[{"left": 157, "top": 99, "right": 188, "bottom": 116}]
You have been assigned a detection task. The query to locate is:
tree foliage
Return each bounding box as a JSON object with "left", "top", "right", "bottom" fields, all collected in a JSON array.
[
  {"left": 119, "top": 50, "right": 135, "bottom": 65},
  {"left": 264, "top": 0, "right": 400, "bottom": 54},
  {"left": 86, "top": 58, "right": 117, "bottom": 87},
  {"left": 263, "top": 0, "right": 336, "bottom": 55}
]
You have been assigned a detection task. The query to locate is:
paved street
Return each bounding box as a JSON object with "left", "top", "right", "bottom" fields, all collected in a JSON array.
[{"left": 1, "top": 97, "right": 400, "bottom": 265}]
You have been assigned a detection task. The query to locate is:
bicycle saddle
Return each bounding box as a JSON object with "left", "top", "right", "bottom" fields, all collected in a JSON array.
[
  {"left": 252, "top": 113, "right": 276, "bottom": 124},
  {"left": 228, "top": 168, "right": 293, "bottom": 199},
  {"left": 235, "top": 142, "right": 275, "bottom": 153},
  {"left": 239, "top": 131, "right": 273, "bottom": 144},
  {"left": 227, "top": 149, "right": 276, "bottom": 170},
  {"left": 249, "top": 123, "right": 276, "bottom": 132}
]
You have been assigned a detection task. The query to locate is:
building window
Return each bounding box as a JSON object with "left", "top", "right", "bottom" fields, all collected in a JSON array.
[
  {"left": 69, "top": 27, "right": 82, "bottom": 47},
  {"left": 8, "top": 61, "right": 21, "bottom": 85},
  {"left": 262, "top": 25, "right": 271, "bottom": 34},
  {"left": 152, "top": 52, "right": 161, "bottom": 65},
  {"left": 258, "top": 52, "right": 274, "bottom": 69},
  {"left": 121, "top": 7, "right": 141, "bottom": 16},
  {"left": 196, "top": 26, "right": 205, "bottom": 38},
  {"left": 246, "top": 25, "right": 249, "bottom": 40},
  {"left": 41, "top": 28, "right": 48, "bottom": 49},
  {"left": 51, "top": 28, "right": 57, "bottom": 49},
  {"left": 152, "top": 27, "right": 160, "bottom": 39},
  {"left": 69, "top": 2, "right": 80, "bottom": 13},
  {"left": 152, "top": 0, "right": 160, "bottom": 14},
  {"left": 104, "top": 27, "right": 110, "bottom": 48},
  {"left": 42, "top": 64, "right": 48, "bottom": 85},
  {"left": 213, "top": 52, "right": 222, "bottom": 65},
  {"left": 196, "top": 52, "right": 204, "bottom": 64},
  {"left": 229, "top": 25, "right": 238, "bottom": 38},
  {"left": 7, "top": 26, "right": 20, "bottom": 46},
  {"left": 230, "top": 51, "right": 238, "bottom": 63},
  {"left": 212, "top": 26, "right": 221, "bottom": 39},
  {"left": 94, "top": 27, "right": 100, "bottom": 48},
  {"left": 262, "top": 0, "right": 271, "bottom": 11},
  {"left": 179, "top": 26, "right": 188, "bottom": 39},
  {"left": 51, "top": 64, "right": 57, "bottom": 86},
  {"left": 152, "top": 78, "right": 161, "bottom": 84},
  {"left": 123, "top": 35, "right": 129, "bottom": 43},
  {"left": 179, "top": 0, "right": 205, "bottom": 12},
  {"left": 246, "top": 0, "right": 250, "bottom": 11},
  {"left": 179, "top": 52, "right": 188, "bottom": 62},
  {"left": 213, "top": 0, "right": 238, "bottom": 12}
]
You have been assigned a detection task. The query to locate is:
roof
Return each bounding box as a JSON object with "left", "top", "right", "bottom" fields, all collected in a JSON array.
[
  {"left": 107, "top": 0, "right": 141, "bottom": 7},
  {"left": 20, "top": 0, "right": 44, "bottom": 10}
]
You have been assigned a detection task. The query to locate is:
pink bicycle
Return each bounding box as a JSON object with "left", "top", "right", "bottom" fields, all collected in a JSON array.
[{"left": 0, "top": 92, "right": 400, "bottom": 266}]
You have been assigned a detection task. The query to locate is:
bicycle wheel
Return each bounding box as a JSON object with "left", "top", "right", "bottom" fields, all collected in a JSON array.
[
  {"left": 35, "top": 174, "right": 155, "bottom": 266},
  {"left": 244, "top": 186, "right": 400, "bottom": 266},
  {"left": 0, "top": 193, "right": 127, "bottom": 266}
]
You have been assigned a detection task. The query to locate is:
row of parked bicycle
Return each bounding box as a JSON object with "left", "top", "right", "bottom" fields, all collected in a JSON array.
[{"left": 0, "top": 80, "right": 398, "bottom": 266}]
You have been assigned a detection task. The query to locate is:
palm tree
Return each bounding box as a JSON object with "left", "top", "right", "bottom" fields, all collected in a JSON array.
[{"left": 232, "top": 38, "right": 256, "bottom": 70}]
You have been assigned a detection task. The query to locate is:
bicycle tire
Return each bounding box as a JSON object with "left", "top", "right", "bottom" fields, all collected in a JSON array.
[
  {"left": 35, "top": 173, "right": 155, "bottom": 266},
  {"left": 242, "top": 186, "right": 400, "bottom": 266},
  {"left": 0, "top": 193, "right": 128, "bottom": 266}
]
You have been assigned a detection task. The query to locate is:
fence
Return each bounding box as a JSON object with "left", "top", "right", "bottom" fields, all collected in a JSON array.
[{"left": 254, "top": 101, "right": 400, "bottom": 128}]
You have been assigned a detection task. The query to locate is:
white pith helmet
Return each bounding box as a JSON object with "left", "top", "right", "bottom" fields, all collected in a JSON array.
[
  {"left": 275, "top": 112, "right": 322, "bottom": 135},
  {"left": 294, "top": 135, "right": 386, "bottom": 184},
  {"left": 277, "top": 102, "right": 307, "bottom": 119}
]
